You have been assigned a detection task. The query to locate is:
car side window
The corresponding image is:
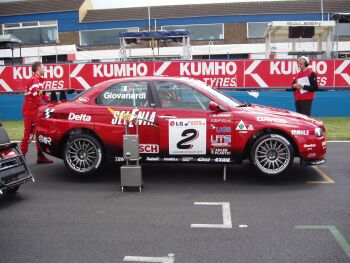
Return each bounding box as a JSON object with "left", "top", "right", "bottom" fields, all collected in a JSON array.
[
  {"left": 96, "top": 81, "right": 150, "bottom": 107},
  {"left": 154, "top": 81, "right": 211, "bottom": 110}
]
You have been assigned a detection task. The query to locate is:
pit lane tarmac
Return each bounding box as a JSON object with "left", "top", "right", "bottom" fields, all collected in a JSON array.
[{"left": 0, "top": 142, "right": 349, "bottom": 263}]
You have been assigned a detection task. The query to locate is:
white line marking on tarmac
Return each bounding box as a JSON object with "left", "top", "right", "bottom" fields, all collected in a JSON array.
[
  {"left": 306, "top": 166, "right": 335, "bottom": 184},
  {"left": 191, "top": 202, "right": 232, "bottom": 229},
  {"left": 123, "top": 253, "right": 175, "bottom": 262}
]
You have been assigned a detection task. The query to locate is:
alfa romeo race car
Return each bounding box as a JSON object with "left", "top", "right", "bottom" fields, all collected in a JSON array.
[
  {"left": 0, "top": 120, "right": 33, "bottom": 194},
  {"left": 36, "top": 77, "right": 327, "bottom": 176}
]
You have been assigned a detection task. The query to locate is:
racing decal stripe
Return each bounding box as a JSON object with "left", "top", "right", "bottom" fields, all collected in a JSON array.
[
  {"left": 0, "top": 79, "right": 12, "bottom": 92},
  {"left": 244, "top": 60, "right": 260, "bottom": 74},
  {"left": 244, "top": 60, "right": 268, "bottom": 87},
  {"left": 340, "top": 73, "right": 350, "bottom": 85},
  {"left": 0, "top": 66, "right": 12, "bottom": 91},
  {"left": 75, "top": 76, "right": 90, "bottom": 89},
  {"left": 154, "top": 61, "right": 171, "bottom": 76},
  {"left": 251, "top": 73, "right": 268, "bottom": 87},
  {"left": 335, "top": 60, "right": 350, "bottom": 85},
  {"left": 334, "top": 60, "right": 350, "bottom": 74},
  {"left": 70, "top": 64, "right": 85, "bottom": 78}
]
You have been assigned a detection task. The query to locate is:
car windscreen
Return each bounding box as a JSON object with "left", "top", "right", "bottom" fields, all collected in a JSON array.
[
  {"left": 70, "top": 88, "right": 91, "bottom": 101},
  {"left": 186, "top": 79, "right": 242, "bottom": 107}
]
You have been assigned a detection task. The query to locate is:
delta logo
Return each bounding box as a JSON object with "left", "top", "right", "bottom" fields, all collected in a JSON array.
[{"left": 44, "top": 109, "right": 91, "bottom": 122}]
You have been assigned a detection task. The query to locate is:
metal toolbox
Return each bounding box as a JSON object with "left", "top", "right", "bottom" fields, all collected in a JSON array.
[
  {"left": 123, "top": 134, "right": 139, "bottom": 161},
  {"left": 120, "top": 165, "right": 143, "bottom": 192}
]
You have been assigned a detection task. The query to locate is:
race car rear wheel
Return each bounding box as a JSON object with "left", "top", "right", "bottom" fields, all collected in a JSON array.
[
  {"left": 250, "top": 134, "right": 294, "bottom": 176},
  {"left": 63, "top": 134, "right": 103, "bottom": 176}
]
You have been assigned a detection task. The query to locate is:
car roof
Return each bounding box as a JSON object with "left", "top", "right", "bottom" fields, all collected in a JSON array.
[{"left": 95, "top": 76, "right": 197, "bottom": 87}]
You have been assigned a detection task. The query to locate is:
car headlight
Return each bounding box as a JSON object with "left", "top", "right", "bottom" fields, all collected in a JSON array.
[{"left": 314, "top": 127, "right": 324, "bottom": 137}]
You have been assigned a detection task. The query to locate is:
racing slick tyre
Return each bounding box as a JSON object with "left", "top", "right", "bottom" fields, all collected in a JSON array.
[
  {"left": 63, "top": 134, "right": 103, "bottom": 176},
  {"left": 5, "top": 185, "right": 20, "bottom": 194},
  {"left": 250, "top": 133, "right": 294, "bottom": 176}
]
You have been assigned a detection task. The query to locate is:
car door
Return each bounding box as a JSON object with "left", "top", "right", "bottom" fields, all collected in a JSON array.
[
  {"left": 152, "top": 80, "right": 234, "bottom": 163},
  {"left": 90, "top": 81, "right": 159, "bottom": 161}
]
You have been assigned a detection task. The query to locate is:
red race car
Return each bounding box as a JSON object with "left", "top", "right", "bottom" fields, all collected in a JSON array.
[
  {"left": 36, "top": 77, "right": 326, "bottom": 176},
  {"left": 0, "top": 120, "right": 34, "bottom": 194}
]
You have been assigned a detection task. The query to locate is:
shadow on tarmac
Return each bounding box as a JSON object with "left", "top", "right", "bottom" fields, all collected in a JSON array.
[
  {"left": 0, "top": 159, "right": 326, "bottom": 209},
  {"left": 0, "top": 193, "right": 26, "bottom": 209},
  {"left": 29, "top": 159, "right": 324, "bottom": 187}
]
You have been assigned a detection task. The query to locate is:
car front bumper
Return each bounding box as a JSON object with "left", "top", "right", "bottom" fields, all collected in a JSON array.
[
  {"left": 0, "top": 143, "right": 34, "bottom": 194},
  {"left": 300, "top": 158, "right": 326, "bottom": 166}
]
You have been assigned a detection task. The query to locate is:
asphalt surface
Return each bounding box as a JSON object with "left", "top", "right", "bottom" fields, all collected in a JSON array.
[{"left": 1, "top": 142, "right": 350, "bottom": 263}]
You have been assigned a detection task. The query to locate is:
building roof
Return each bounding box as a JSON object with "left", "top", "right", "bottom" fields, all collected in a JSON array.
[
  {"left": 82, "top": 0, "right": 350, "bottom": 23},
  {"left": 0, "top": 0, "right": 86, "bottom": 17}
]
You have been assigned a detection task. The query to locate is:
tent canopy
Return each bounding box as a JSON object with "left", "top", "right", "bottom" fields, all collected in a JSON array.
[
  {"left": 264, "top": 21, "right": 336, "bottom": 59},
  {"left": 264, "top": 21, "right": 336, "bottom": 40},
  {"left": 119, "top": 30, "right": 192, "bottom": 61},
  {"left": 0, "top": 34, "right": 21, "bottom": 49},
  {"left": 0, "top": 34, "right": 22, "bottom": 64},
  {"left": 331, "top": 13, "right": 350, "bottom": 23}
]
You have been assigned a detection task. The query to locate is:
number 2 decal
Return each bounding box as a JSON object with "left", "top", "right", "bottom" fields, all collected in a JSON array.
[
  {"left": 176, "top": 129, "right": 199, "bottom": 150},
  {"left": 169, "top": 118, "right": 206, "bottom": 155}
]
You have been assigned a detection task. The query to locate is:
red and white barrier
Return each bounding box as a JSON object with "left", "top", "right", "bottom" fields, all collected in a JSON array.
[{"left": 0, "top": 60, "right": 349, "bottom": 92}]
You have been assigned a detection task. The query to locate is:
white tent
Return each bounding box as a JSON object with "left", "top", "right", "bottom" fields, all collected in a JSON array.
[
  {"left": 0, "top": 44, "right": 77, "bottom": 59},
  {"left": 264, "top": 21, "right": 336, "bottom": 59}
]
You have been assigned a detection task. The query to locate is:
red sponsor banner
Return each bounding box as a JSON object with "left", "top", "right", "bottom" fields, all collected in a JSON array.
[
  {"left": 70, "top": 62, "right": 155, "bottom": 89},
  {"left": 334, "top": 60, "right": 350, "bottom": 87},
  {"left": 0, "top": 64, "right": 70, "bottom": 92},
  {"left": 153, "top": 60, "right": 245, "bottom": 88},
  {"left": 244, "top": 60, "right": 335, "bottom": 88},
  {"left": 0, "top": 60, "right": 349, "bottom": 92}
]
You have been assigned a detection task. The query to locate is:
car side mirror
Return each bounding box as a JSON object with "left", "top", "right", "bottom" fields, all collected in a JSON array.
[{"left": 209, "top": 101, "right": 221, "bottom": 111}]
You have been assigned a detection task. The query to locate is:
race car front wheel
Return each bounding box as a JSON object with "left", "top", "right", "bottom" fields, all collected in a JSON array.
[
  {"left": 63, "top": 134, "right": 103, "bottom": 176},
  {"left": 250, "top": 134, "right": 294, "bottom": 176}
]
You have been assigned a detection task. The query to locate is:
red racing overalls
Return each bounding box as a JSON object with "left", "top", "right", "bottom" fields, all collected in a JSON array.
[
  {"left": 293, "top": 68, "right": 317, "bottom": 101},
  {"left": 20, "top": 73, "right": 50, "bottom": 155}
]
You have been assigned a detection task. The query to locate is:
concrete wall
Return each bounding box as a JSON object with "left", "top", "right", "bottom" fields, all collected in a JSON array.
[{"left": 1, "top": 91, "right": 349, "bottom": 121}]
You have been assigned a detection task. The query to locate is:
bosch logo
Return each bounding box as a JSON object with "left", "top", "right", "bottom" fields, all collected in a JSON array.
[{"left": 139, "top": 144, "right": 159, "bottom": 154}]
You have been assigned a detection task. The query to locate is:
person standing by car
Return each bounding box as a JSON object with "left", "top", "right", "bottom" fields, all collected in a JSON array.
[
  {"left": 20, "top": 62, "right": 53, "bottom": 163},
  {"left": 291, "top": 56, "right": 319, "bottom": 116}
]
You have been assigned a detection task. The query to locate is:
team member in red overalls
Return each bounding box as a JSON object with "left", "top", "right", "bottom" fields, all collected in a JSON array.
[
  {"left": 291, "top": 56, "right": 319, "bottom": 116},
  {"left": 20, "top": 62, "right": 53, "bottom": 163}
]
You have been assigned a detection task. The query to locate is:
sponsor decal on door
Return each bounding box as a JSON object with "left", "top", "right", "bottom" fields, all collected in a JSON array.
[{"left": 169, "top": 119, "right": 206, "bottom": 155}]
